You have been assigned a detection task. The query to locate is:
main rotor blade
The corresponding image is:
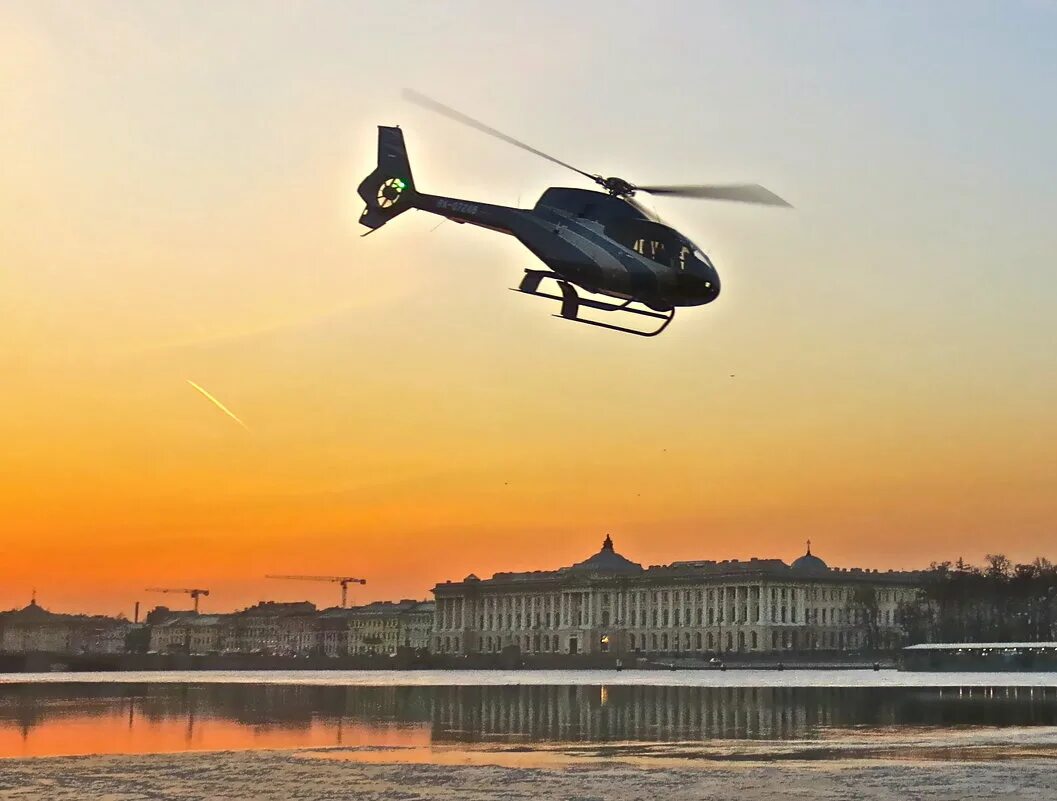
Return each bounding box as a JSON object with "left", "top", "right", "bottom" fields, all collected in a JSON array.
[
  {"left": 403, "top": 89, "right": 598, "bottom": 183},
  {"left": 636, "top": 183, "right": 792, "bottom": 207}
]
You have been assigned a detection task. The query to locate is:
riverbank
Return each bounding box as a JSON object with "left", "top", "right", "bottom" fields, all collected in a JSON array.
[
  {"left": 0, "top": 649, "right": 897, "bottom": 673},
  {"left": 1, "top": 746, "right": 1053, "bottom": 800}
]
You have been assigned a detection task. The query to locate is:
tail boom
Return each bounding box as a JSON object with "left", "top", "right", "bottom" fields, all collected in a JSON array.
[
  {"left": 357, "top": 125, "right": 522, "bottom": 236},
  {"left": 415, "top": 193, "right": 519, "bottom": 235}
]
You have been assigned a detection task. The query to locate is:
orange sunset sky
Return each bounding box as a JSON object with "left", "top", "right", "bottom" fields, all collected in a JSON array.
[{"left": 2, "top": 3, "right": 1056, "bottom": 617}]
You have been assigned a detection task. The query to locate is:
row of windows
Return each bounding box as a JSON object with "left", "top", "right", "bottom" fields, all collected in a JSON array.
[
  {"left": 442, "top": 629, "right": 889, "bottom": 655},
  {"left": 468, "top": 602, "right": 861, "bottom": 631},
  {"left": 439, "top": 589, "right": 908, "bottom": 630},
  {"left": 442, "top": 586, "right": 907, "bottom": 610},
  {"left": 629, "top": 630, "right": 860, "bottom": 652},
  {"left": 479, "top": 634, "right": 562, "bottom": 653}
]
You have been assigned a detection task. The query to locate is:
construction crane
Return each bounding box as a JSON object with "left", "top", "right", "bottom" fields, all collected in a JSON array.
[
  {"left": 145, "top": 587, "right": 210, "bottom": 613},
  {"left": 265, "top": 575, "right": 367, "bottom": 608}
]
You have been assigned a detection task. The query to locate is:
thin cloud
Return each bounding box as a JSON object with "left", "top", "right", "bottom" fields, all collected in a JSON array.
[{"left": 186, "top": 380, "right": 249, "bottom": 430}]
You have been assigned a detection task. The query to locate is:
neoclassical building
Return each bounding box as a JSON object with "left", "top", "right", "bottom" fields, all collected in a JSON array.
[
  {"left": 432, "top": 536, "right": 922, "bottom": 656},
  {"left": 0, "top": 599, "right": 129, "bottom": 655}
]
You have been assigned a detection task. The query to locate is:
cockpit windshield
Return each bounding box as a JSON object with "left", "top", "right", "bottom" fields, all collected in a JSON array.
[{"left": 606, "top": 219, "right": 708, "bottom": 271}]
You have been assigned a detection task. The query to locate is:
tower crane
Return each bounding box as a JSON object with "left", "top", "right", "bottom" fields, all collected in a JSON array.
[
  {"left": 145, "top": 587, "right": 210, "bottom": 613},
  {"left": 265, "top": 575, "right": 367, "bottom": 608}
]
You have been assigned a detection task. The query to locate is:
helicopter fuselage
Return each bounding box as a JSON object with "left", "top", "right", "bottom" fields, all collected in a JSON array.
[
  {"left": 415, "top": 187, "right": 720, "bottom": 312},
  {"left": 356, "top": 124, "right": 749, "bottom": 334}
]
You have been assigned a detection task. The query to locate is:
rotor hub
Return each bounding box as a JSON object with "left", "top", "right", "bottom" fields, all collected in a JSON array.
[{"left": 600, "top": 176, "right": 637, "bottom": 198}]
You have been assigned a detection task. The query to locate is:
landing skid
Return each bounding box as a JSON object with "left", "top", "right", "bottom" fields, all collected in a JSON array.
[{"left": 512, "top": 270, "right": 675, "bottom": 337}]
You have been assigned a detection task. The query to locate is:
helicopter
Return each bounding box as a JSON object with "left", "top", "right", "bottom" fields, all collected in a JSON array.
[{"left": 357, "top": 90, "right": 791, "bottom": 337}]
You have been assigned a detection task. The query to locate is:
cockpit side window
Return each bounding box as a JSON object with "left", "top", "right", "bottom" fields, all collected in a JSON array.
[
  {"left": 618, "top": 225, "right": 678, "bottom": 267},
  {"left": 633, "top": 239, "right": 668, "bottom": 261}
]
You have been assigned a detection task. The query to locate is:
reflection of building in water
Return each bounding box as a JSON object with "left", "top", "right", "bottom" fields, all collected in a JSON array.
[
  {"left": 4, "top": 683, "right": 1057, "bottom": 754},
  {"left": 0, "top": 684, "right": 435, "bottom": 753},
  {"left": 430, "top": 686, "right": 851, "bottom": 742},
  {"left": 432, "top": 536, "right": 921, "bottom": 655},
  {"left": 428, "top": 685, "right": 1057, "bottom": 743},
  {"left": 0, "top": 599, "right": 128, "bottom": 654},
  {"left": 0, "top": 684, "right": 436, "bottom": 731}
]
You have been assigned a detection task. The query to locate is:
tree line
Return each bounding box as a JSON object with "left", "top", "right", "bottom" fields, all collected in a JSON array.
[{"left": 897, "top": 555, "right": 1057, "bottom": 644}]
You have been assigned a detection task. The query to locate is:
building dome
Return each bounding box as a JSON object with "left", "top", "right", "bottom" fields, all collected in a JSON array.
[
  {"left": 566, "top": 535, "right": 643, "bottom": 575},
  {"left": 791, "top": 541, "right": 829, "bottom": 574}
]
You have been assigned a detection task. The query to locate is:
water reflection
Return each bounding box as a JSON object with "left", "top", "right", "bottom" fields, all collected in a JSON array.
[
  {"left": 432, "top": 685, "right": 1057, "bottom": 743},
  {"left": 1, "top": 683, "right": 1056, "bottom": 758},
  {"left": 0, "top": 685, "right": 431, "bottom": 757}
]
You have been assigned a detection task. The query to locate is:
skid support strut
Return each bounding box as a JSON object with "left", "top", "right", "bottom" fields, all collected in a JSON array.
[{"left": 512, "top": 270, "right": 675, "bottom": 337}]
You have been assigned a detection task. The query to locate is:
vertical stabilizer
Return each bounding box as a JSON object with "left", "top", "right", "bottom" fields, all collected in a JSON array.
[{"left": 357, "top": 126, "right": 416, "bottom": 230}]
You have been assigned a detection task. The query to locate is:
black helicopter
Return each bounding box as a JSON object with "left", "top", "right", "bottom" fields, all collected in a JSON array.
[{"left": 357, "top": 90, "right": 791, "bottom": 336}]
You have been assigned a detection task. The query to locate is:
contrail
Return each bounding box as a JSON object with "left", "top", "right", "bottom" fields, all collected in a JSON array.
[{"left": 186, "top": 380, "right": 249, "bottom": 430}]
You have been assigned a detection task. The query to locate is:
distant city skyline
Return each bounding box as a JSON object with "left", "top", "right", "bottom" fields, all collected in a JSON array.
[
  {"left": 2, "top": 1, "right": 1056, "bottom": 615},
  {"left": 3, "top": 541, "right": 1045, "bottom": 623}
]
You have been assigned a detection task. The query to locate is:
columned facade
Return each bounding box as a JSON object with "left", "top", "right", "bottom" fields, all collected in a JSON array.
[{"left": 432, "top": 537, "right": 920, "bottom": 656}]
